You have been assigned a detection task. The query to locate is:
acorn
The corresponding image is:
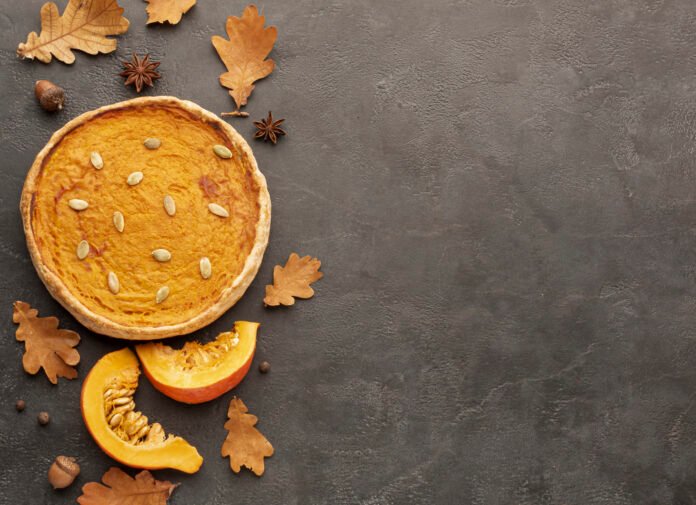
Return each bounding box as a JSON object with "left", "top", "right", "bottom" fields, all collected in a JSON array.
[
  {"left": 48, "top": 456, "right": 80, "bottom": 489},
  {"left": 34, "top": 80, "right": 65, "bottom": 112}
]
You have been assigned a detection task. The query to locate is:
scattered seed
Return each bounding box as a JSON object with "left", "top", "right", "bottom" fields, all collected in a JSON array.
[
  {"left": 156, "top": 286, "right": 170, "bottom": 304},
  {"left": 152, "top": 249, "right": 171, "bottom": 262},
  {"left": 107, "top": 272, "right": 119, "bottom": 294},
  {"left": 76, "top": 240, "right": 90, "bottom": 260},
  {"left": 163, "top": 195, "right": 176, "bottom": 216},
  {"left": 127, "top": 171, "right": 143, "bottom": 186},
  {"left": 38, "top": 411, "right": 50, "bottom": 425},
  {"left": 15, "top": 399, "right": 26, "bottom": 412},
  {"left": 144, "top": 138, "right": 161, "bottom": 150},
  {"left": 208, "top": 203, "right": 229, "bottom": 218},
  {"left": 90, "top": 151, "right": 103, "bottom": 170},
  {"left": 200, "top": 257, "right": 212, "bottom": 279},
  {"left": 259, "top": 361, "right": 271, "bottom": 374},
  {"left": 113, "top": 211, "right": 125, "bottom": 232},
  {"left": 68, "top": 199, "right": 88, "bottom": 211},
  {"left": 213, "top": 144, "right": 233, "bottom": 159}
]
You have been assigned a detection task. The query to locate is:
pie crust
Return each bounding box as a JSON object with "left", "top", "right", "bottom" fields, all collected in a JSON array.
[{"left": 21, "top": 97, "right": 271, "bottom": 340}]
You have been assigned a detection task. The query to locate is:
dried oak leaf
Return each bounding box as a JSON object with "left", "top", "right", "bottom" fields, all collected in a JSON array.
[
  {"left": 212, "top": 5, "right": 277, "bottom": 117},
  {"left": 264, "top": 253, "right": 323, "bottom": 307},
  {"left": 17, "top": 0, "right": 130, "bottom": 64},
  {"left": 221, "top": 397, "right": 274, "bottom": 476},
  {"left": 145, "top": 0, "right": 196, "bottom": 25},
  {"left": 13, "top": 301, "right": 80, "bottom": 384},
  {"left": 77, "top": 467, "right": 178, "bottom": 505}
]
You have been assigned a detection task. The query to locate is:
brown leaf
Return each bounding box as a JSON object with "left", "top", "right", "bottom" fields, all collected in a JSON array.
[
  {"left": 221, "top": 397, "right": 274, "bottom": 476},
  {"left": 13, "top": 301, "right": 80, "bottom": 384},
  {"left": 145, "top": 0, "right": 196, "bottom": 25},
  {"left": 77, "top": 467, "right": 178, "bottom": 505},
  {"left": 264, "top": 253, "right": 323, "bottom": 307},
  {"left": 17, "top": 0, "right": 130, "bottom": 64},
  {"left": 212, "top": 5, "right": 277, "bottom": 117}
]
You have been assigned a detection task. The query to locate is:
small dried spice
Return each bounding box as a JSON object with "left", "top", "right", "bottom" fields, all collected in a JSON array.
[
  {"left": 48, "top": 456, "right": 80, "bottom": 489},
  {"left": 254, "top": 111, "right": 286, "bottom": 144},
  {"left": 77, "top": 467, "right": 178, "bottom": 505},
  {"left": 258, "top": 361, "right": 270, "bottom": 374},
  {"left": 38, "top": 411, "right": 50, "bottom": 425},
  {"left": 264, "top": 253, "right": 323, "bottom": 307},
  {"left": 120, "top": 53, "right": 161, "bottom": 93},
  {"left": 13, "top": 301, "right": 80, "bottom": 384},
  {"left": 35, "top": 80, "right": 65, "bottom": 112},
  {"left": 16, "top": 399, "right": 26, "bottom": 412}
]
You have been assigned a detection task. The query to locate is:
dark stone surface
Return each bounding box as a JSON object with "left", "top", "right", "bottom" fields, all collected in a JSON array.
[{"left": 2, "top": 0, "right": 696, "bottom": 503}]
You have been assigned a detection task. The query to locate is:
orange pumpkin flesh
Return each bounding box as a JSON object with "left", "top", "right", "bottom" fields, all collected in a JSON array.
[
  {"left": 136, "top": 321, "right": 258, "bottom": 404},
  {"left": 81, "top": 348, "right": 203, "bottom": 474}
]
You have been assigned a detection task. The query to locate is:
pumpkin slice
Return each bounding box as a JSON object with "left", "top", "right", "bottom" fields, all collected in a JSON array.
[
  {"left": 81, "top": 348, "right": 203, "bottom": 473},
  {"left": 136, "top": 321, "right": 258, "bottom": 404}
]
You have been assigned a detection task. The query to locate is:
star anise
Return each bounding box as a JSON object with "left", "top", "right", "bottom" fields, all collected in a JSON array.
[
  {"left": 119, "top": 53, "right": 161, "bottom": 93},
  {"left": 253, "top": 112, "right": 286, "bottom": 144}
]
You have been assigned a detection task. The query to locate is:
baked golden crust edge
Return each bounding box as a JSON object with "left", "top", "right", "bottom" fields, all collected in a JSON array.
[{"left": 20, "top": 96, "right": 271, "bottom": 340}]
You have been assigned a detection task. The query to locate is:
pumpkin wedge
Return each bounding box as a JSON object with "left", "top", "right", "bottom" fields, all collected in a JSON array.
[
  {"left": 136, "top": 321, "right": 258, "bottom": 404},
  {"left": 81, "top": 348, "right": 203, "bottom": 473}
]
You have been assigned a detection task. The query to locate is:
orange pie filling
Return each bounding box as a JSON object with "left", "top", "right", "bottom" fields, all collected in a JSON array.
[{"left": 28, "top": 104, "right": 261, "bottom": 330}]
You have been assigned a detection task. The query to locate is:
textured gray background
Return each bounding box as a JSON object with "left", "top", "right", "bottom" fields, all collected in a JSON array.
[{"left": 1, "top": 0, "right": 695, "bottom": 503}]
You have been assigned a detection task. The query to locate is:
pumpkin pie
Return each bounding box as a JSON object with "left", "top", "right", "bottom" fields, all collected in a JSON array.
[{"left": 21, "top": 97, "right": 271, "bottom": 340}]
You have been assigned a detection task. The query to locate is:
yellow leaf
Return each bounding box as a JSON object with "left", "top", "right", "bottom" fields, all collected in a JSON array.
[
  {"left": 17, "top": 0, "right": 130, "bottom": 64},
  {"left": 145, "top": 0, "right": 196, "bottom": 25},
  {"left": 212, "top": 5, "right": 277, "bottom": 117},
  {"left": 264, "top": 253, "right": 323, "bottom": 307},
  {"left": 13, "top": 301, "right": 80, "bottom": 384},
  {"left": 221, "top": 398, "right": 274, "bottom": 476},
  {"left": 77, "top": 467, "right": 178, "bottom": 505}
]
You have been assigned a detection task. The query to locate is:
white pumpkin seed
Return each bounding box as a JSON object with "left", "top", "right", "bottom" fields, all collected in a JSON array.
[
  {"left": 231, "top": 337, "right": 240, "bottom": 347},
  {"left": 152, "top": 249, "right": 171, "bottom": 262},
  {"left": 156, "top": 286, "right": 170, "bottom": 304},
  {"left": 213, "top": 144, "right": 232, "bottom": 159},
  {"left": 107, "top": 272, "right": 119, "bottom": 294},
  {"left": 200, "top": 257, "right": 212, "bottom": 279},
  {"left": 76, "top": 240, "right": 89, "bottom": 260},
  {"left": 113, "top": 211, "right": 125, "bottom": 232},
  {"left": 68, "top": 199, "right": 88, "bottom": 211},
  {"left": 208, "top": 203, "right": 229, "bottom": 218},
  {"left": 90, "top": 151, "right": 103, "bottom": 170},
  {"left": 144, "top": 138, "right": 161, "bottom": 150},
  {"left": 127, "top": 171, "right": 143, "bottom": 186},
  {"left": 163, "top": 195, "right": 176, "bottom": 216}
]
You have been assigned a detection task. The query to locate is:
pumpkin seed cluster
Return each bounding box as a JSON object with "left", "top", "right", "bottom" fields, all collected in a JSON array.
[{"left": 103, "top": 368, "right": 167, "bottom": 445}]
